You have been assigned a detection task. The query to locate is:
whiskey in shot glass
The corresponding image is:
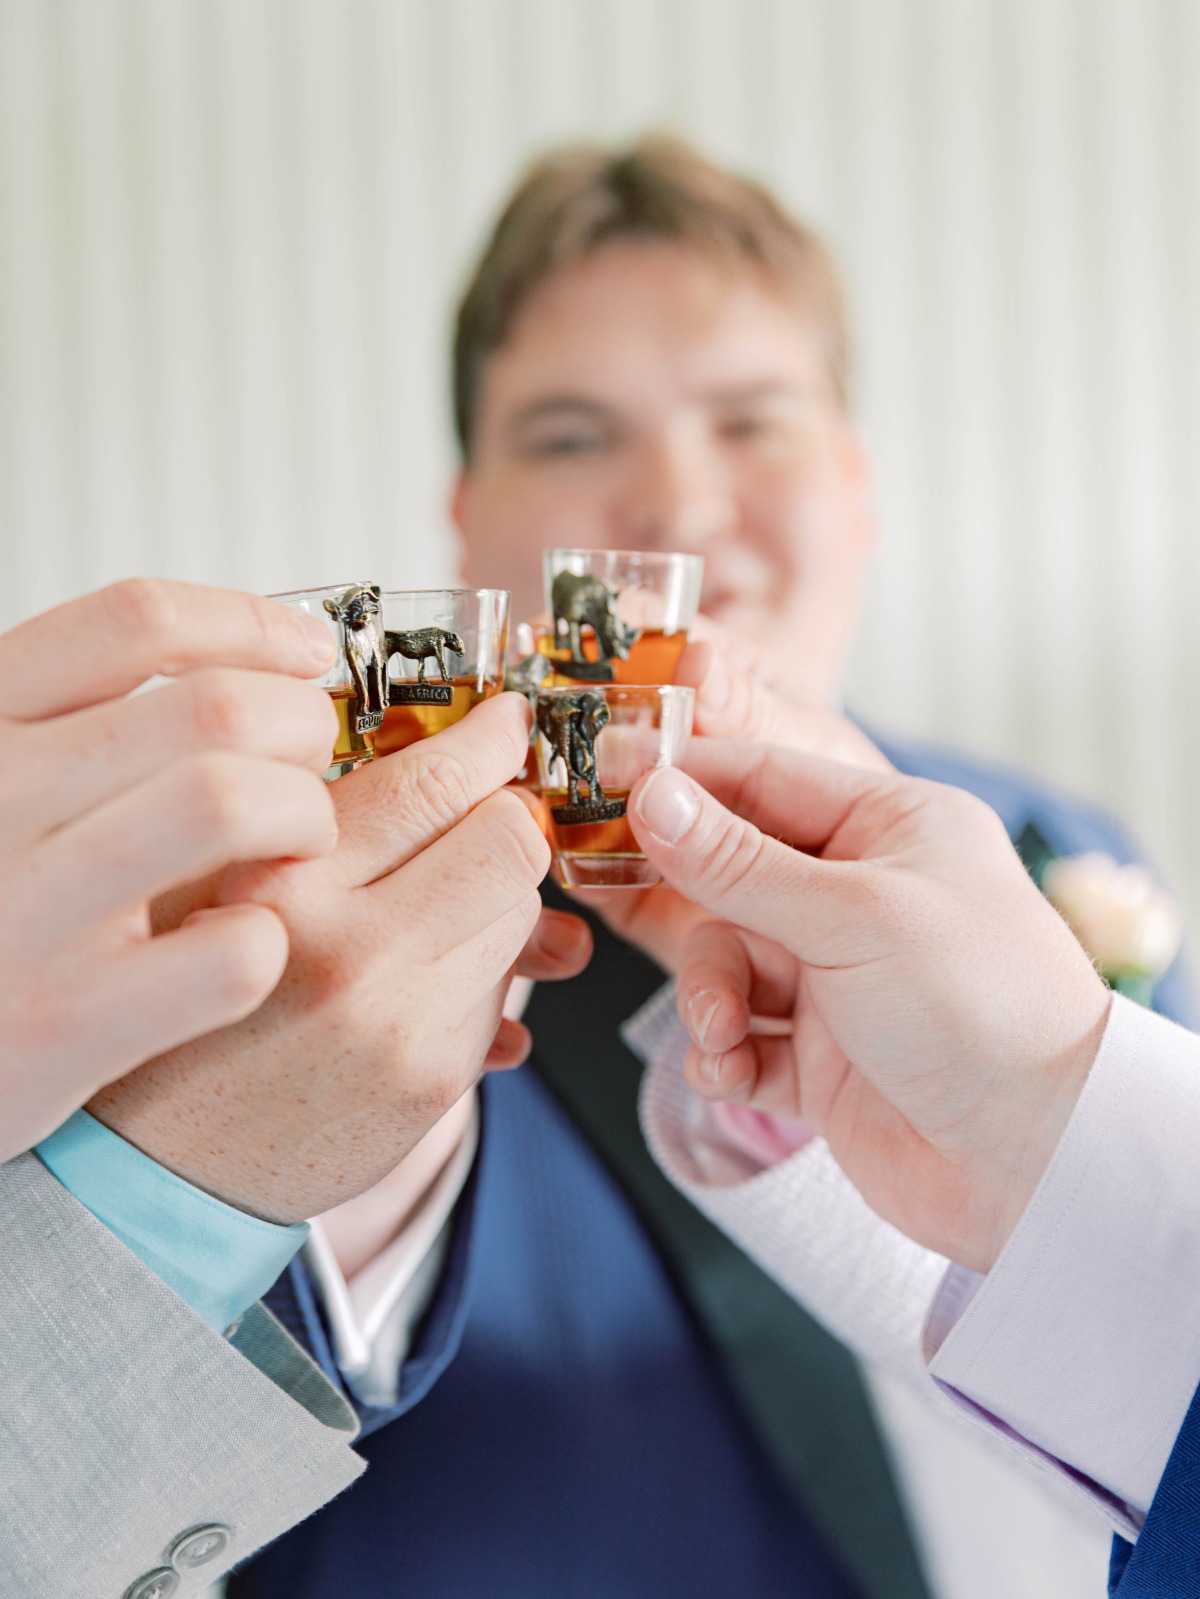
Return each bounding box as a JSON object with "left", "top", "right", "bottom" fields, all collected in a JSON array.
[
  {"left": 373, "top": 588, "right": 509, "bottom": 755},
  {"left": 534, "top": 684, "right": 693, "bottom": 888},
  {"left": 537, "top": 549, "right": 703, "bottom": 686}
]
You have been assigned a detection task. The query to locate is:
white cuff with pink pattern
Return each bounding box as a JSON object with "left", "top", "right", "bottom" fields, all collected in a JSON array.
[{"left": 627, "top": 982, "right": 950, "bottom": 1382}]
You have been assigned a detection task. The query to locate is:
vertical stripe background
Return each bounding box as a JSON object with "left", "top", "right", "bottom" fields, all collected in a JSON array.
[{"left": 2, "top": 0, "right": 1198, "bottom": 924}]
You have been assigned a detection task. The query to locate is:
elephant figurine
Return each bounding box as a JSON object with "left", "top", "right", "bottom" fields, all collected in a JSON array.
[{"left": 536, "top": 690, "right": 611, "bottom": 809}]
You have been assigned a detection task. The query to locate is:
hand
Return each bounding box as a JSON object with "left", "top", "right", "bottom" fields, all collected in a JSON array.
[
  {"left": 89, "top": 694, "right": 592, "bottom": 1223},
  {"left": 0, "top": 579, "right": 340, "bottom": 1161},
  {"left": 625, "top": 742, "right": 1111, "bottom": 1273},
  {"left": 573, "top": 632, "right": 889, "bottom": 973}
]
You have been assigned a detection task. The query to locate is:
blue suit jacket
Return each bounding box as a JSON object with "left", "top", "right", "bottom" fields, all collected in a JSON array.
[
  {"left": 1110, "top": 1383, "right": 1200, "bottom": 1594},
  {"left": 231, "top": 732, "right": 1193, "bottom": 1599}
]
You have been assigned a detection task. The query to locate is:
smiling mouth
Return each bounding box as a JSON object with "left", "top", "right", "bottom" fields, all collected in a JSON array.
[{"left": 701, "top": 589, "right": 744, "bottom": 619}]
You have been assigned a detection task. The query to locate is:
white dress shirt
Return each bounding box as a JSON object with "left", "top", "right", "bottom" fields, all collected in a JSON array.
[{"left": 304, "top": 1099, "right": 479, "bottom": 1409}]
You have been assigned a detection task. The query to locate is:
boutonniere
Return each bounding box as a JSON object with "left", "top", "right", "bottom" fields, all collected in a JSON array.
[{"left": 1015, "top": 823, "right": 1182, "bottom": 1005}]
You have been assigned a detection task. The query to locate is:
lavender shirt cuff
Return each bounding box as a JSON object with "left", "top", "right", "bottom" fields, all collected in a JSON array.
[{"left": 926, "top": 995, "right": 1200, "bottom": 1528}]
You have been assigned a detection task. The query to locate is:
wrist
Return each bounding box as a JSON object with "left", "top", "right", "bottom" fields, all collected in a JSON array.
[{"left": 976, "top": 988, "right": 1112, "bottom": 1271}]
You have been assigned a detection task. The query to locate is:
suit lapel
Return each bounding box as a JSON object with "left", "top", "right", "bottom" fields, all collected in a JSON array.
[{"left": 526, "top": 885, "right": 932, "bottom": 1599}]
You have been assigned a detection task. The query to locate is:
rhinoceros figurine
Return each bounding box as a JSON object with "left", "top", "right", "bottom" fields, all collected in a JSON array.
[
  {"left": 504, "top": 651, "right": 555, "bottom": 703},
  {"left": 550, "top": 571, "right": 640, "bottom": 677}
]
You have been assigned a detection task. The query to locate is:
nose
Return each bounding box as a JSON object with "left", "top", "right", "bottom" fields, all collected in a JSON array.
[{"left": 618, "top": 429, "right": 737, "bottom": 553}]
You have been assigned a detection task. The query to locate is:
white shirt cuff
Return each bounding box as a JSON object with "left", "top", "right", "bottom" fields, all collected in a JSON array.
[{"left": 926, "top": 995, "right": 1200, "bottom": 1529}]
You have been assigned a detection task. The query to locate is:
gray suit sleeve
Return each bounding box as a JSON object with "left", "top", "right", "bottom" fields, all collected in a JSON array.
[{"left": 0, "top": 1152, "right": 366, "bottom": 1599}]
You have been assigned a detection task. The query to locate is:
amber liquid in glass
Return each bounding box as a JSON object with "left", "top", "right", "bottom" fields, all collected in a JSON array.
[
  {"left": 542, "top": 787, "right": 659, "bottom": 886},
  {"left": 327, "top": 685, "right": 378, "bottom": 770},
  {"left": 374, "top": 677, "right": 500, "bottom": 756},
  {"left": 535, "top": 627, "right": 687, "bottom": 686}
]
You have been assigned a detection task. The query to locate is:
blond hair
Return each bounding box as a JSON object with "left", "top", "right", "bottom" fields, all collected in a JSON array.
[{"left": 452, "top": 133, "right": 849, "bottom": 457}]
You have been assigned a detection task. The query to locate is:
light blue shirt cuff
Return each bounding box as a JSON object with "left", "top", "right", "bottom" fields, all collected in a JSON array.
[{"left": 35, "top": 1109, "right": 308, "bottom": 1332}]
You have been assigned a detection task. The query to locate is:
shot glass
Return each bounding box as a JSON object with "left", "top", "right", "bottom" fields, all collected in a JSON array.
[
  {"left": 270, "top": 582, "right": 388, "bottom": 778},
  {"left": 538, "top": 549, "right": 704, "bottom": 686},
  {"left": 534, "top": 684, "right": 694, "bottom": 888},
  {"left": 373, "top": 588, "right": 509, "bottom": 755},
  {"left": 504, "top": 620, "right": 554, "bottom": 790}
]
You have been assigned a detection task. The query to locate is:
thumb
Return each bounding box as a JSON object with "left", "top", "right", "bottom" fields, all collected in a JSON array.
[{"left": 628, "top": 763, "right": 863, "bottom": 960}]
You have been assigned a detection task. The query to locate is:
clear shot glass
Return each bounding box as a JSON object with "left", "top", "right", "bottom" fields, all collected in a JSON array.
[
  {"left": 537, "top": 549, "right": 704, "bottom": 685},
  {"left": 534, "top": 684, "right": 694, "bottom": 888},
  {"left": 269, "top": 582, "right": 388, "bottom": 778},
  {"left": 373, "top": 588, "right": 509, "bottom": 756}
]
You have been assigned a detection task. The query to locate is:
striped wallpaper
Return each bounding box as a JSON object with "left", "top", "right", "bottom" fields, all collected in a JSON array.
[{"left": 2, "top": 0, "right": 1200, "bottom": 926}]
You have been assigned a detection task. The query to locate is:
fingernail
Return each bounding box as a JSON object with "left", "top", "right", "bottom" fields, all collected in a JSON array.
[
  {"left": 700, "top": 649, "right": 731, "bottom": 714},
  {"left": 687, "top": 990, "right": 721, "bottom": 1050},
  {"left": 698, "top": 1051, "right": 724, "bottom": 1086},
  {"left": 635, "top": 766, "right": 699, "bottom": 844},
  {"left": 293, "top": 611, "right": 337, "bottom": 667}
]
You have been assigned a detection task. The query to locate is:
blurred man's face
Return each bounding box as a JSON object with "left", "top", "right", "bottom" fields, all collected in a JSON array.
[{"left": 453, "top": 241, "right": 876, "bottom": 703}]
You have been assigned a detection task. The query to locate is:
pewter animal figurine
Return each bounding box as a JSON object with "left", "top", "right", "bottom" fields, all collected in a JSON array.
[
  {"left": 323, "top": 583, "right": 388, "bottom": 724},
  {"left": 385, "top": 626, "right": 465, "bottom": 686},
  {"left": 550, "top": 572, "right": 640, "bottom": 676},
  {"left": 504, "top": 652, "right": 554, "bottom": 703},
  {"left": 536, "top": 690, "right": 611, "bottom": 808}
]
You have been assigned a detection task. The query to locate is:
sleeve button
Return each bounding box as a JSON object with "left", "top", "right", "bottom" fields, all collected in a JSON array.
[
  {"left": 123, "top": 1571, "right": 179, "bottom": 1599},
  {"left": 169, "top": 1524, "right": 232, "bottom": 1569}
]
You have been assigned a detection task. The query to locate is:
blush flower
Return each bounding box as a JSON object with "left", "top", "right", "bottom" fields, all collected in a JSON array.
[{"left": 1043, "top": 851, "right": 1183, "bottom": 982}]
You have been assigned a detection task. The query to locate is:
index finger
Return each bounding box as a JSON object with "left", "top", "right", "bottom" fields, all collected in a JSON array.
[
  {"left": 676, "top": 738, "right": 901, "bottom": 854},
  {"left": 328, "top": 692, "right": 535, "bottom": 886},
  {"left": 0, "top": 579, "right": 336, "bottom": 719},
  {"left": 625, "top": 757, "right": 883, "bottom": 960}
]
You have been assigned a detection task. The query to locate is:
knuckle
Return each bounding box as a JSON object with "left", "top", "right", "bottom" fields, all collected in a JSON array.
[
  {"left": 397, "top": 747, "right": 476, "bottom": 832},
  {"left": 929, "top": 782, "right": 1007, "bottom": 846},
  {"left": 105, "top": 578, "right": 179, "bottom": 657},
  {"left": 476, "top": 789, "right": 552, "bottom": 885},
  {"left": 697, "top": 809, "right": 768, "bottom": 898},
  {"left": 179, "top": 752, "right": 254, "bottom": 843},
  {"left": 187, "top": 670, "right": 256, "bottom": 749},
  {"left": 209, "top": 912, "right": 287, "bottom": 1011}
]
